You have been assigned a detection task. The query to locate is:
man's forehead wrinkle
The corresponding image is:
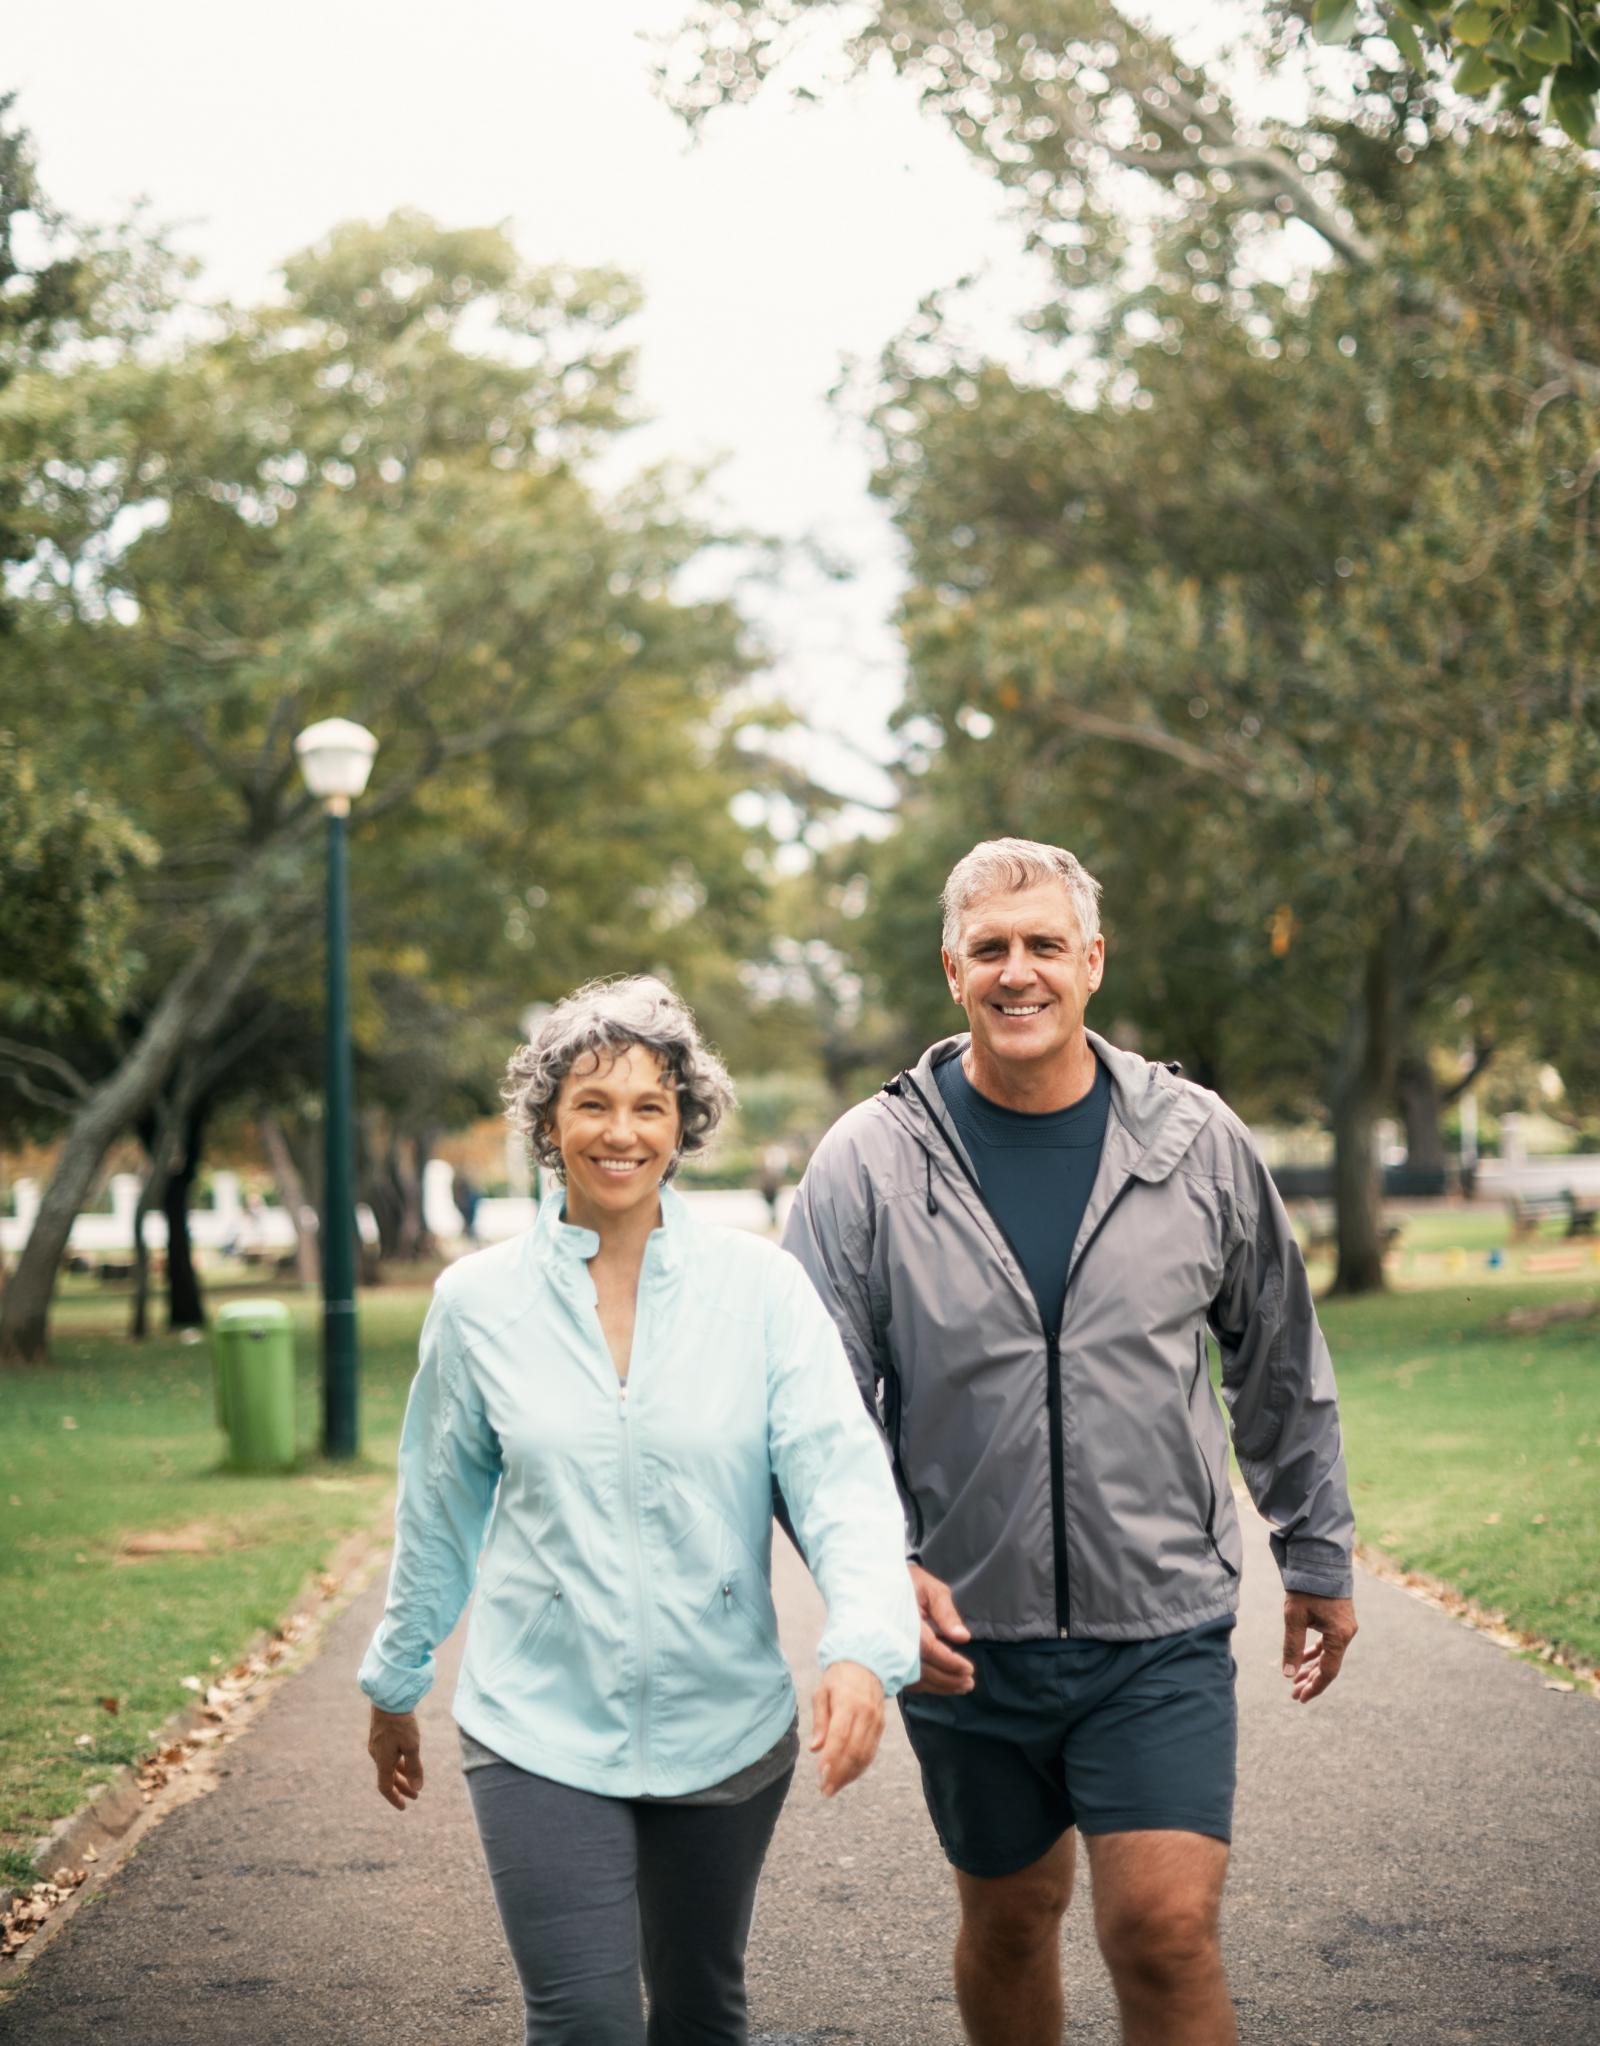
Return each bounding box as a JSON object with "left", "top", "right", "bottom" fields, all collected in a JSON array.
[{"left": 963, "top": 916, "right": 1080, "bottom": 950}]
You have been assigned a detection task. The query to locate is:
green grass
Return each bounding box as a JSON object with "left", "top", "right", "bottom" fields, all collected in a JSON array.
[
  {"left": 1318, "top": 1277, "right": 1600, "bottom": 1670},
  {"left": 0, "top": 1285, "right": 430, "bottom": 1856}
]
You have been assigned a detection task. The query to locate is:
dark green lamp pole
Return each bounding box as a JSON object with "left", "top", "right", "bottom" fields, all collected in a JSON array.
[{"left": 294, "top": 717, "right": 378, "bottom": 1460}]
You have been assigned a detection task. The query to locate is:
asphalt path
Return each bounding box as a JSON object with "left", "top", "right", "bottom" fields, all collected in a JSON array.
[{"left": 3, "top": 1508, "right": 1597, "bottom": 2045}]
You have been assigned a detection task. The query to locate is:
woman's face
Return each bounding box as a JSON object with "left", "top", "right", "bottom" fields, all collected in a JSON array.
[{"left": 549, "top": 1042, "right": 682, "bottom": 1230}]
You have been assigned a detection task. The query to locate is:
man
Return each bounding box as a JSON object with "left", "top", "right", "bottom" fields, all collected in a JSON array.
[{"left": 783, "top": 837, "right": 1356, "bottom": 2046}]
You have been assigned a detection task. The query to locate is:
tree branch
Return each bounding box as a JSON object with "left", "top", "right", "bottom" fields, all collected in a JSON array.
[{"left": 0, "top": 1038, "right": 92, "bottom": 1100}]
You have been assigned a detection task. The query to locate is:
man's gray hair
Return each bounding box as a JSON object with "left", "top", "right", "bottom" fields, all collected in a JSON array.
[
  {"left": 503, "top": 975, "right": 735, "bottom": 1181},
  {"left": 940, "top": 837, "right": 1103, "bottom": 957}
]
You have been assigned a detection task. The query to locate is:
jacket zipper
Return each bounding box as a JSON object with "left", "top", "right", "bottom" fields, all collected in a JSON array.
[
  {"left": 899, "top": 1068, "right": 1142, "bottom": 1639},
  {"left": 618, "top": 1377, "right": 652, "bottom": 1778},
  {"left": 900, "top": 1070, "right": 1089, "bottom": 1637}
]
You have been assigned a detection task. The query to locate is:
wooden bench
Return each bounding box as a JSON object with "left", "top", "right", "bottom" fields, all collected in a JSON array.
[{"left": 1506, "top": 1190, "right": 1599, "bottom": 1240}]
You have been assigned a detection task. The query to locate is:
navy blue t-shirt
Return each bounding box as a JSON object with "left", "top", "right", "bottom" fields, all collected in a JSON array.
[{"left": 934, "top": 1050, "right": 1111, "bottom": 1335}]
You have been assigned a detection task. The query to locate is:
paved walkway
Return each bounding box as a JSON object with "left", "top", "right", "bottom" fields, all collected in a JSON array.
[{"left": 2, "top": 1509, "right": 1597, "bottom": 2045}]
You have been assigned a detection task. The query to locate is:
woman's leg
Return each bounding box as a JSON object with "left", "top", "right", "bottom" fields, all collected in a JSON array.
[
  {"left": 633, "top": 1769, "right": 793, "bottom": 2046},
  {"left": 465, "top": 1759, "right": 645, "bottom": 2046}
]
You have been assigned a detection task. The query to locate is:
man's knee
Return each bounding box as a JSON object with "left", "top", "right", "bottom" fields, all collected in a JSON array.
[
  {"left": 957, "top": 1853, "right": 1074, "bottom": 1968},
  {"left": 1096, "top": 1891, "right": 1221, "bottom": 1992}
]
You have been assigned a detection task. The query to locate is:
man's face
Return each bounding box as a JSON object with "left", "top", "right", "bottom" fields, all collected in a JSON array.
[{"left": 942, "top": 880, "right": 1105, "bottom": 1076}]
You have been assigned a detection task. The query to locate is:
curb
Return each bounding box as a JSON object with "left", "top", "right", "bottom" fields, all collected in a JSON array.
[{"left": 0, "top": 1511, "right": 394, "bottom": 1976}]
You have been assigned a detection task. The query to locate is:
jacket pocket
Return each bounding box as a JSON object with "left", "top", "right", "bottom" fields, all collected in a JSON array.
[
  {"left": 706, "top": 1567, "right": 785, "bottom": 1673},
  {"left": 1189, "top": 1332, "right": 1239, "bottom": 1581},
  {"left": 484, "top": 1583, "right": 566, "bottom": 1681}
]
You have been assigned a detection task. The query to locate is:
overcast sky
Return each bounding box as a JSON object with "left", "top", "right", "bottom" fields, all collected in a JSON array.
[{"left": 9, "top": 3, "right": 1267, "bottom": 826}]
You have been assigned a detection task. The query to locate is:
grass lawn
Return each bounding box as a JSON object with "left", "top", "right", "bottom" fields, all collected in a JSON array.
[
  {"left": 0, "top": 1281, "right": 431, "bottom": 1878},
  {"left": 1317, "top": 1274, "right": 1600, "bottom": 1674}
]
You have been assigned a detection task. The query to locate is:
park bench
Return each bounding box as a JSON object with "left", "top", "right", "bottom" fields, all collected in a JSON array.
[{"left": 1505, "top": 1189, "right": 1599, "bottom": 1240}]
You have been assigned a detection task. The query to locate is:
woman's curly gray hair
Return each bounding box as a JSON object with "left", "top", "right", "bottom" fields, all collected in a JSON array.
[{"left": 503, "top": 976, "right": 736, "bottom": 1181}]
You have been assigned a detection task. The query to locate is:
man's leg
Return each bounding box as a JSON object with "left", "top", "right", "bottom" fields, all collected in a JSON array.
[
  {"left": 952, "top": 1829, "right": 1076, "bottom": 2046},
  {"left": 1085, "top": 1830, "right": 1235, "bottom": 2046}
]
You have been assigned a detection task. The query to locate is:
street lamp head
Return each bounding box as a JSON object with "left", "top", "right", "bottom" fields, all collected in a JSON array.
[{"left": 295, "top": 718, "right": 378, "bottom": 815}]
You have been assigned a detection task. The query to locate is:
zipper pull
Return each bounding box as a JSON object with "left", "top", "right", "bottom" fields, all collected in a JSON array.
[{"left": 619, "top": 1381, "right": 629, "bottom": 1414}]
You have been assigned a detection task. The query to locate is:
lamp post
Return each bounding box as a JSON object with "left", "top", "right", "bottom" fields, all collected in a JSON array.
[{"left": 294, "top": 717, "right": 378, "bottom": 1460}]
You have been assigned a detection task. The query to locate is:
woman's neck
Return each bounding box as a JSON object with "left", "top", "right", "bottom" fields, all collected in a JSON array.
[{"left": 564, "top": 1187, "right": 663, "bottom": 1270}]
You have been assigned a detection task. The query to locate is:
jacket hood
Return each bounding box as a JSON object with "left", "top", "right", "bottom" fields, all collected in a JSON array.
[{"left": 890, "top": 1029, "right": 1216, "bottom": 1186}]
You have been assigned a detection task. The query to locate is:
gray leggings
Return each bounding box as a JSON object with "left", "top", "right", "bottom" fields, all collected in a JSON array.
[{"left": 466, "top": 1758, "right": 792, "bottom": 2045}]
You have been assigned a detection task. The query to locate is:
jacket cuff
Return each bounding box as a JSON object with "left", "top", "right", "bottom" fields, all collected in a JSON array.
[
  {"left": 817, "top": 1636, "right": 922, "bottom": 1701},
  {"left": 1271, "top": 1534, "right": 1354, "bottom": 1600},
  {"left": 358, "top": 1639, "right": 433, "bottom": 1714}
]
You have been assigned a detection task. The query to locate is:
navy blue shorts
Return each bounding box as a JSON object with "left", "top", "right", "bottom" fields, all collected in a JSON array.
[{"left": 900, "top": 1618, "right": 1237, "bottom": 1879}]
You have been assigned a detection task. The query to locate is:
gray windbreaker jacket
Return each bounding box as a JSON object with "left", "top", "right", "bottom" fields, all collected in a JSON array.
[{"left": 782, "top": 1031, "right": 1355, "bottom": 1642}]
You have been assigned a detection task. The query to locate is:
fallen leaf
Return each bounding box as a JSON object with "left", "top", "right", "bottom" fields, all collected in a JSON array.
[
  {"left": 73, "top": 1734, "right": 93, "bottom": 1749},
  {"left": 61, "top": 1417, "right": 77, "bottom": 1431},
  {"left": 1545, "top": 1679, "right": 1575, "bottom": 1692},
  {"left": 82, "top": 1847, "right": 98, "bottom": 1864},
  {"left": 179, "top": 1675, "right": 203, "bottom": 1692},
  {"left": 98, "top": 1696, "right": 120, "bottom": 1715},
  {"left": 1482, "top": 1513, "right": 1501, "bottom": 1525}
]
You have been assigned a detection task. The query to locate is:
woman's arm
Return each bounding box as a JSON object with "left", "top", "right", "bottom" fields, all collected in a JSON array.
[{"left": 357, "top": 1285, "right": 501, "bottom": 1749}]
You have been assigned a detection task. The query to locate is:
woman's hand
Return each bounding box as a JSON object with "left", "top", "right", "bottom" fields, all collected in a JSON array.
[
  {"left": 809, "top": 1660, "right": 884, "bottom": 1798},
  {"left": 368, "top": 1705, "right": 424, "bottom": 1811}
]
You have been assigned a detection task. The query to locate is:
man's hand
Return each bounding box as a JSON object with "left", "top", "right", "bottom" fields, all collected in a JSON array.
[
  {"left": 810, "top": 1660, "right": 885, "bottom": 1797},
  {"left": 906, "top": 1562, "right": 975, "bottom": 1696},
  {"left": 368, "top": 1705, "right": 424, "bottom": 1810},
  {"left": 1282, "top": 1592, "right": 1357, "bottom": 1702}
]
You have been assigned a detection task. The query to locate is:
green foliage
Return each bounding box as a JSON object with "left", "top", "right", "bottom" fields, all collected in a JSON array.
[
  {"left": 1330, "top": 4, "right": 1600, "bottom": 145},
  {"left": 0, "top": 736, "right": 155, "bottom": 1034},
  {"left": 845, "top": 139, "right": 1599, "bottom": 1126},
  {"left": 1, "top": 203, "right": 775, "bottom": 1162}
]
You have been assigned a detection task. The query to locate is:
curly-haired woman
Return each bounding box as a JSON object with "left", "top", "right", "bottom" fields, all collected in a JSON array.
[{"left": 359, "top": 976, "right": 919, "bottom": 2046}]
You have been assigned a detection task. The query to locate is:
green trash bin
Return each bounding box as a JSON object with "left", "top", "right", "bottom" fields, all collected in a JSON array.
[{"left": 212, "top": 1301, "right": 297, "bottom": 1471}]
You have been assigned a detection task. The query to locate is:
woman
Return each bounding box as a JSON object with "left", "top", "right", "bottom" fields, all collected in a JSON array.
[{"left": 360, "top": 976, "right": 920, "bottom": 2046}]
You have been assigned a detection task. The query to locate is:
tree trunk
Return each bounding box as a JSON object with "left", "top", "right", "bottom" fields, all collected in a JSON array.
[
  {"left": 163, "top": 1096, "right": 207, "bottom": 1329},
  {"left": 130, "top": 1110, "right": 163, "bottom": 1343},
  {"left": 1327, "top": 915, "right": 1409, "bottom": 1297},
  {"left": 1395, "top": 1051, "right": 1448, "bottom": 1177},
  {"left": 0, "top": 922, "right": 268, "bottom": 1365},
  {"left": 1329, "top": 1056, "right": 1388, "bottom": 1295},
  {"left": 259, "top": 1113, "right": 319, "bottom": 1289},
  {"left": 396, "top": 1128, "right": 438, "bottom": 1262}
]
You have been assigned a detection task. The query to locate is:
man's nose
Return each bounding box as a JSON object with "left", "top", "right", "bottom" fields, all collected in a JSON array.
[{"left": 998, "top": 944, "right": 1032, "bottom": 983}]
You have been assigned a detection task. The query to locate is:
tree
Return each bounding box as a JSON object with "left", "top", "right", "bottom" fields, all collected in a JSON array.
[
  {"left": 1309, "top": 2, "right": 1600, "bottom": 147},
  {"left": 0, "top": 210, "right": 775, "bottom": 1362},
  {"left": 667, "top": 3, "right": 1600, "bottom": 1290}
]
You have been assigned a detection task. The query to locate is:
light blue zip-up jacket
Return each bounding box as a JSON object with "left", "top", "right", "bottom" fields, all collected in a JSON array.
[{"left": 359, "top": 1185, "right": 921, "bottom": 1799}]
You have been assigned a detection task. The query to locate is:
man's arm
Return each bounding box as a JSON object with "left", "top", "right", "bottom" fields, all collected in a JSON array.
[
  {"left": 1209, "top": 1125, "right": 1358, "bottom": 1699},
  {"left": 781, "top": 1136, "right": 974, "bottom": 1697}
]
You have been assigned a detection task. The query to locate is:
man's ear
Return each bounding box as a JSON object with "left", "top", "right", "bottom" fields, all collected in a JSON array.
[{"left": 941, "top": 948, "right": 963, "bottom": 1003}]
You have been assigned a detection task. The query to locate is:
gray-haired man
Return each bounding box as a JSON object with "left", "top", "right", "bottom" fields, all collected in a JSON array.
[{"left": 783, "top": 837, "right": 1357, "bottom": 2045}]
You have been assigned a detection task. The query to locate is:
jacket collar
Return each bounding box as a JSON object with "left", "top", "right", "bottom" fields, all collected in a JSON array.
[
  {"left": 526, "top": 1178, "right": 691, "bottom": 1275},
  {"left": 891, "top": 1029, "right": 1214, "bottom": 1186}
]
